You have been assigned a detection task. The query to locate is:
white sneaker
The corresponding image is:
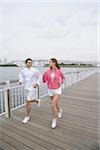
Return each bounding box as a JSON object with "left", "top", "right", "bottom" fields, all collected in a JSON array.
[
  {"left": 51, "top": 119, "right": 57, "bottom": 129},
  {"left": 22, "top": 116, "right": 30, "bottom": 124},
  {"left": 37, "top": 99, "right": 41, "bottom": 107},
  {"left": 58, "top": 109, "right": 63, "bottom": 118}
]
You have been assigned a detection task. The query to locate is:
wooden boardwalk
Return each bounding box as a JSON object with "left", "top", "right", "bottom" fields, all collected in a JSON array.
[{"left": 0, "top": 74, "right": 99, "bottom": 150}]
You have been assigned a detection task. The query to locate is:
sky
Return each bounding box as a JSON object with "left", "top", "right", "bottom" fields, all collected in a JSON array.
[{"left": 0, "top": 0, "right": 99, "bottom": 62}]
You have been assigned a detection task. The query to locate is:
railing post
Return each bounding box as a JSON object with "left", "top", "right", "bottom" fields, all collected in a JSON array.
[
  {"left": 77, "top": 72, "right": 79, "bottom": 81},
  {"left": 62, "top": 81, "right": 65, "bottom": 94},
  {"left": 69, "top": 73, "right": 72, "bottom": 87},
  {"left": 4, "top": 80, "right": 11, "bottom": 118},
  {"left": 74, "top": 72, "right": 77, "bottom": 83},
  {"left": 78, "top": 72, "right": 80, "bottom": 81},
  {"left": 37, "top": 85, "right": 40, "bottom": 99},
  {"left": 65, "top": 74, "right": 69, "bottom": 87}
]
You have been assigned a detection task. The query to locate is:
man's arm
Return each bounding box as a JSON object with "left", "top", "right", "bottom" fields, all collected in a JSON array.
[
  {"left": 33, "top": 70, "right": 42, "bottom": 88},
  {"left": 19, "top": 71, "right": 24, "bottom": 85}
]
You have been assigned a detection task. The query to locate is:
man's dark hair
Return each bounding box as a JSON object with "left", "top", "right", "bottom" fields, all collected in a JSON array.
[{"left": 25, "top": 58, "right": 33, "bottom": 64}]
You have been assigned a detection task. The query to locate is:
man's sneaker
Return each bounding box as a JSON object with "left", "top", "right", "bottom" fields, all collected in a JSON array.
[
  {"left": 51, "top": 119, "right": 57, "bottom": 129},
  {"left": 22, "top": 116, "right": 30, "bottom": 124},
  {"left": 58, "top": 109, "right": 63, "bottom": 118},
  {"left": 37, "top": 99, "right": 41, "bottom": 107}
]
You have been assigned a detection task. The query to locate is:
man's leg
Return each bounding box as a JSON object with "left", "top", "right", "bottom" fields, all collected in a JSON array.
[
  {"left": 26, "top": 100, "right": 33, "bottom": 117},
  {"left": 22, "top": 100, "right": 32, "bottom": 124},
  {"left": 28, "top": 90, "right": 41, "bottom": 106},
  {"left": 26, "top": 98, "right": 41, "bottom": 117},
  {"left": 23, "top": 99, "right": 41, "bottom": 124}
]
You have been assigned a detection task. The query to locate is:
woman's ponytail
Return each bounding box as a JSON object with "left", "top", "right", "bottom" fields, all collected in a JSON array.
[{"left": 56, "top": 63, "right": 60, "bottom": 70}]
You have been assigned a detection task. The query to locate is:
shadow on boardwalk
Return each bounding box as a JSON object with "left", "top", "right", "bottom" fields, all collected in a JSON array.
[{"left": 0, "top": 74, "right": 99, "bottom": 150}]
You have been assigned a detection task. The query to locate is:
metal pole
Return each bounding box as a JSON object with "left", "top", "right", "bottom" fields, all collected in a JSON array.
[
  {"left": 5, "top": 80, "right": 11, "bottom": 118},
  {"left": 37, "top": 86, "right": 39, "bottom": 99},
  {"left": 7, "top": 89, "right": 11, "bottom": 117}
]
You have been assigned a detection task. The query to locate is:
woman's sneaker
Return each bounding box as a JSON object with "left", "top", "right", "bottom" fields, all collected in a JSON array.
[
  {"left": 22, "top": 116, "right": 30, "bottom": 124},
  {"left": 58, "top": 109, "right": 63, "bottom": 118},
  {"left": 51, "top": 119, "right": 57, "bottom": 129},
  {"left": 37, "top": 99, "right": 41, "bottom": 107}
]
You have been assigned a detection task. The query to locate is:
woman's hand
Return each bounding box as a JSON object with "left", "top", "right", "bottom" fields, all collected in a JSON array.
[
  {"left": 56, "top": 79, "right": 63, "bottom": 85},
  {"left": 60, "top": 81, "right": 63, "bottom": 84}
]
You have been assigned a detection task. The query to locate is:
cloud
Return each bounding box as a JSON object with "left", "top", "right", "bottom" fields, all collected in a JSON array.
[{"left": 0, "top": 1, "right": 98, "bottom": 61}]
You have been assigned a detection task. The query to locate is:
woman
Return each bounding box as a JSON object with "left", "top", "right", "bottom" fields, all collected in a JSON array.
[{"left": 43, "top": 58, "right": 65, "bottom": 129}]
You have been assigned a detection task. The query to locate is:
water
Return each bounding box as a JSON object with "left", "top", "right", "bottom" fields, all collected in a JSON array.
[
  {"left": 0, "top": 66, "right": 79, "bottom": 82},
  {"left": 0, "top": 66, "right": 80, "bottom": 89}
]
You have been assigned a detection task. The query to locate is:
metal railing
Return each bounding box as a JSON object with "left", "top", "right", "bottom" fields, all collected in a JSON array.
[
  {"left": 0, "top": 68, "right": 97, "bottom": 118},
  {"left": 0, "top": 85, "right": 24, "bottom": 117}
]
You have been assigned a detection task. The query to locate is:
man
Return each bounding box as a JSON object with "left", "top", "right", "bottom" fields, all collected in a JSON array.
[{"left": 19, "top": 58, "right": 41, "bottom": 124}]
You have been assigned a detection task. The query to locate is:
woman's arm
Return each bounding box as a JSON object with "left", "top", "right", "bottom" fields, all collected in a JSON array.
[{"left": 60, "top": 71, "right": 65, "bottom": 84}]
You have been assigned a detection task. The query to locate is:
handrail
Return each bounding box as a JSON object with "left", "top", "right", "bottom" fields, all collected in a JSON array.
[
  {"left": 0, "top": 68, "right": 97, "bottom": 85},
  {"left": 0, "top": 80, "right": 19, "bottom": 85},
  {"left": 0, "top": 68, "right": 97, "bottom": 118}
]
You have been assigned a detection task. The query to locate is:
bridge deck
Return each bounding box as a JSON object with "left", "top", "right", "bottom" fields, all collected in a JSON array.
[{"left": 0, "top": 74, "right": 99, "bottom": 150}]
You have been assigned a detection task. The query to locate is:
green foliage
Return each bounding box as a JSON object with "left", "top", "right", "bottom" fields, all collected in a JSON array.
[{"left": 44, "top": 63, "right": 96, "bottom": 68}]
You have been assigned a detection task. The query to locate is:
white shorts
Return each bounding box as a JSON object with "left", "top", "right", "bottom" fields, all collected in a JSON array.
[
  {"left": 48, "top": 87, "right": 62, "bottom": 97},
  {"left": 24, "top": 89, "right": 36, "bottom": 101}
]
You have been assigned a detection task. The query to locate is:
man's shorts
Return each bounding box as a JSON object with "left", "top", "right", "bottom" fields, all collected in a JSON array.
[{"left": 24, "top": 89, "right": 36, "bottom": 101}]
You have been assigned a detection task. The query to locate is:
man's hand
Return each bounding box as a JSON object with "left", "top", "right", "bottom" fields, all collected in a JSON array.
[
  {"left": 33, "top": 83, "right": 38, "bottom": 88},
  {"left": 19, "top": 82, "right": 22, "bottom": 85}
]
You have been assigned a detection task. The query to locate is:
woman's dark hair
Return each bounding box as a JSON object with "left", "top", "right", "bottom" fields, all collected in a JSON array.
[
  {"left": 50, "top": 58, "right": 60, "bottom": 70},
  {"left": 25, "top": 58, "right": 33, "bottom": 64}
]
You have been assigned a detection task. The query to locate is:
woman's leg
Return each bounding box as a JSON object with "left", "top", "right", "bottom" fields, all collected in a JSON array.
[
  {"left": 50, "top": 95, "right": 60, "bottom": 128},
  {"left": 56, "top": 95, "right": 60, "bottom": 112},
  {"left": 50, "top": 96, "right": 54, "bottom": 101},
  {"left": 51, "top": 95, "right": 60, "bottom": 119},
  {"left": 56, "top": 95, "right": 63, "bottom": 118},
  {"left": 50, "top": 95, "right": 60, "bottom": 113}
]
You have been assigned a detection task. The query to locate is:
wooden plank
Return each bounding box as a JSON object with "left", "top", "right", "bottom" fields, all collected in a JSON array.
[
  {"left": 0, "top": 74, "right": 99, "bottom": 150},
  {"left": 0, "top": 119, "right": 78, "bottom": 150},
  {"left": 0, "top": 120, "right": 65, "bottom": 150},
  {"left": 0, "top": 133, "right": 32, "bottom": 150},
  {"left": 1, "top": 111, "right": 97, "bottom": 150},
  {"left": 12, "top": 108, "right": 98, "bottom": 147},
  {"left": 0, "top": 126, "right": 47, "bottom": 150},
  {"left": 0, "top": 139, "right": 17, "bottom": 150}
]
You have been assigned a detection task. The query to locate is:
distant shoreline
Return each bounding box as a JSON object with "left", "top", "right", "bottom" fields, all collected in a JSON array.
[
  {"left": 0, "top": 63, "right": 97, "bottom": 68},
  {"left": 44, "top": 63, "right": 96, "bottom": 68},
  {"left": 0, "top": 64, "right": 18, "bottom": 67}
]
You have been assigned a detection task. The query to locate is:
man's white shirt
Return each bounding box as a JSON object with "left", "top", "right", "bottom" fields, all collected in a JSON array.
[{"left": 19, "top": 67, "right": 41, "bottom": 91}]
